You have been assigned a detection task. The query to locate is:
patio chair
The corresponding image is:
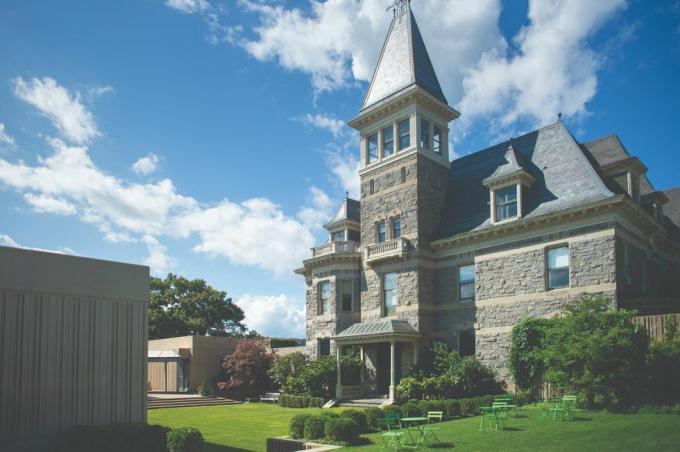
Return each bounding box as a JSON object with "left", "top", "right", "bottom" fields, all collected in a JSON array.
[
  {"left": 562, "top": 395, "right": 577, "bottom": 420},
  {"left": 479, "top": 405, "right": 499, "bottom": 432},
  {"left": 381, "top": 412, "right": 406, "bottom": 451},
  {"left": 492, "top": 402, "right": 509, "bottom": 429},
  {"left": 422, "top": 411, "right": 443, "bottom": 446},
  {"left": 548, "top": 397, "right": 565, "bottom": 421}
]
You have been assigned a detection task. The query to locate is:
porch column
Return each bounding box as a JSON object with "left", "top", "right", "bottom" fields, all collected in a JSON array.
[
  {"left": 412, "top": 341, "right": 418, "bottom": 366},
  {"left": 359, "top": 345, "right": 365, "bottom": 386},
  {"left": 335, "top": 343, "right": 343, "bottom": 401},
  {"left": 389, "top": 340, "right": 396, "bottom": 402}
]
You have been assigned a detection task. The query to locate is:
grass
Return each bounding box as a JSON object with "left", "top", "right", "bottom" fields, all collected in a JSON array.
[{"left": 148, "top": 403, "right": 680, "bottom": 452}]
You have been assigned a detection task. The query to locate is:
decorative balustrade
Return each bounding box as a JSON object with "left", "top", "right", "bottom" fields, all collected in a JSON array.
[
  {"left": 364, "top": 237, "right": 409, "bottom": 263},
  {"left": 311, "top": 240, "right": 359, "bottom": 258}
]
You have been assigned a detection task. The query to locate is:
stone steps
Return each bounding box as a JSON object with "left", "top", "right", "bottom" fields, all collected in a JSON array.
[{"left": 147, "top": 396, "right": 240, "bottom": 409}]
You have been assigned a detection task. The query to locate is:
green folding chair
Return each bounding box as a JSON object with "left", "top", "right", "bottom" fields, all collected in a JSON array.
[
  {"left": 562, "top": 395, "right": 577, "bottom": 420},
  {"left": 381, "top": 412, "right": 406, "bottom": 451},
  {"left": 422, "top": 411, "right": 443, "bottom": 446},
  {"left": 479, "top": 405, "right": 498, "bottom": 432}
]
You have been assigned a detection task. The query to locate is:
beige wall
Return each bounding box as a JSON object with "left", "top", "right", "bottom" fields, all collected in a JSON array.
[{"left": 0, "top": 246, "right": 149, "bottom": 442}]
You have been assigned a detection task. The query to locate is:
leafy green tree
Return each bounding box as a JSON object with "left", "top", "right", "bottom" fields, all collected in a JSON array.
[
  {"left": 149, "top": 273, "right": 246, "bottom": 339},
  {"left": 269, "top": 352, "right": 308, "bottom": 390},
  {"left": 541, "top": 294, "right": 649, "bottom": 410},
  {"left": 509, "top": 316, "right": 554, "bottom": 394}
]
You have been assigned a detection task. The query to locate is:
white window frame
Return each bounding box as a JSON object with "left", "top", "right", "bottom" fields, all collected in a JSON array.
[
  {"left": 340, "top": 280, "right": 353, "bottom": 313},
  {"left": 318, "top": 280, "right": 331, "bottom": 314},
  {"left": 398, "top": 118, "right": 410, "bottom": 150},
  {"left": 546, "top": 246, "right": 569, "bottom": 290},
  {"left": 458, "top": 264, "right": 475, "bottom": 303},
  {"left": 494, "top": 185, "right": 518, "bottom": 222},
  {"left": 382, "top": 272, "right": 398, "bottom": 317}
]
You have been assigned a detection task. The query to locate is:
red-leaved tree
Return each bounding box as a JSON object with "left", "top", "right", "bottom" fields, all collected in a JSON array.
[{"left": 217, "top": 339, "right": 275, "bottom": 399}]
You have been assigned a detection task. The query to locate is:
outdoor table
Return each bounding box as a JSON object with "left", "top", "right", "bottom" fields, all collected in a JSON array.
[{"left": 401, "top": 416, "right": 428, "bottom": 447}]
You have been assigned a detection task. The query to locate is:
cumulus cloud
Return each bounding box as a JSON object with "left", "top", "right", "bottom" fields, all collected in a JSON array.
[
  {"left": 236, "top": 293, "right": 305, "bottom": 337},
  {"left": 458, "top": 0, "right": 627, "bottom": 134},
  {"left": 23, "top": 193, "right": 77, "bottom": 215},
  {"left": 142, "top": 234, "right": 175, "bottom": 275},
  {"left": 0, "top": 233, "right": 78, "bottom": 255},
  {"left": 165, "top": 0, "right": 209, "bottom": 14},
  {"left": 295, "top": 113, "right": 346, "bottom": 137},
  {"left": 326, "top": 147, "right": 361, "bottom": 199},
  {"left": 0, "top": 123, "right": 15, "bottom": 148},
  {"left": 297, "top": 186, "right": 334, "bottom": 230},
  {"left": 132, "top": 152, "right": 160, "bottom": 175},
  {"left": 12, "top": 77, "right": 100, "bottom": 145},
  {"left": 0, "top": 234, "right": 19, "bottom": 247}
]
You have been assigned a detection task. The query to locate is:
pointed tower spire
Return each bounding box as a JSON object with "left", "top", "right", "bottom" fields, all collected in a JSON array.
[{"left": 361, "top": 3, "right": 447, "bottom": 111}]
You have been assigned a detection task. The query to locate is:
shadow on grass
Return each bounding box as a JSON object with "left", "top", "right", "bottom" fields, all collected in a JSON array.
[
  {"left": 503, "top": 427, "right": 523, "bottom": 432},
  {"left": 204, "top": 442, "right": 253, "bottom": 452},
  {"left": 571, "top": 416, "right": 593, "bottom": 421},
  {"left": 428, "top": 442, "right": 455, "bottom": 449}
]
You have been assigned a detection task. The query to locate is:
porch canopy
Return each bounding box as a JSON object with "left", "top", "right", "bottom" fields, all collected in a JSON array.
[{"left": 333, "top": 319, "right": 419, "bottom": 402}]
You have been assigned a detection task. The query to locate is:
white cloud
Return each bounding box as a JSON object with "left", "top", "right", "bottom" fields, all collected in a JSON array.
[
  {"left": 0, "top": 233, "right": 78, "bottom": 255},
  {"left": 458, "top": 0, "right": 627, "bottom": 134},
  {"left": 142, "top": 234, "right": 175, "bottom": 275},
  {"left": 132, "top": 152, "right": 160, "bottom": 175},
  {"left": 12, "top": 77, "right": 101, "bottom": 145},
  {"left": 295, "top": 113, "right": 346, "bottom": 137},
  {"left": 23, "top": 193, "right": 77, "bottom": 215},
  {"left": 86, "top": 85, "right": 114, "bottom": 101},
  {"left": 236, "top": 293, "right": 305, "bottom": 337},
  {"left": 0, "top": 123, "right": 15, "bottom": 148},
  {"left": 326, "top": 148, "right": 361, "bottom": 199},
  {"left": 297, "top": 186, "right": 334, "bottom": 230},
  {"left": 165, "top": 0, "right": 209, "bottom": 14}
]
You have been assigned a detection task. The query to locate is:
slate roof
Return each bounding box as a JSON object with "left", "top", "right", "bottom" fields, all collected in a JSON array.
[
  {"left": 434, "top": 122, "right": 615, "bottom": 239},
  {"left": 361, "top": 8, "right": 447, "bottom": 110},
  {"left": 482, "top": 142, "right": 533, "bottom": 186},
  {"left": 326, "top": 197, "right": 360, "bottom": 228},
  {"left": 580, "top": 135, "right": 655, "bottom": 196},
  {"left": 664, "top": 187, "right": 680, "bottom": 229},
  {"left": 334, "top": 319, "right": 419, "bottom": 339}
]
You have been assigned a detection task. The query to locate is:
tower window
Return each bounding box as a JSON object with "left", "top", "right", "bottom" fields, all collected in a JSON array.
[
  {"left": 341, "top": 280, "right": 353, "bottom": 312},
  {"left": 547, "top": 246, "right": 569, "bottom": 290},
  {"left": 400, "top": 167, "right": 406, "bottom": 183},
  {"left": 398, "top": 119, "right": 410, "bottom": 150},
  {"left": 495, "top": 186, "right": 518, "bottom": 221},
  {"left": 377, "top": 222, "right": 386, "bottom": 243},
  {"left": 433, "top": 126, "right": 442, "bottom": 155},
  {"left": 368, "top": 133, "right": 378, "bottom": 163},
  {"left": 420, "top": 118, "right": 430, "bottom": 149},
  {"left": 458, "top": 264, "right": 475, "bottom": 302},
  {"left": 331, "top": 230, "right": 344, "bottom": 242},
  {"left": 383, "top": 126, "right": 394, "bottom": 157},
  {"left": 392, "top": 218, "right": 401, "bottom": 239},
  {"left": 383, "top": 272, "right": 397, "bottom": 316},
  {"left": 318, "top": 281, "right": 330, "bottom": 314}
]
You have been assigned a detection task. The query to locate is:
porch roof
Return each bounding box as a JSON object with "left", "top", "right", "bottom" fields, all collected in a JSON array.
[{"left": 333, "top": 319, "right": 419, "bottom": 343}]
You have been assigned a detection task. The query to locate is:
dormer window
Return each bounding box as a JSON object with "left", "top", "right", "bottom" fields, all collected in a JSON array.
[
  {"left": 368, "top": 133, "right": 378, "bottom": 163},
  {"left": 433, "top": 126, "right": 442, "bottom": 155},
  {"left": 495, "top": 186, "right": 518, "bottom": 221},
  {"left": 383, "top": 127, "right": 394, "bottom": 157},
  {"left": 420, "top": 118, "right": 430, "bottom": 149},
  {"left": 398, "top": 119, "right": 410, "bottom": 150}
]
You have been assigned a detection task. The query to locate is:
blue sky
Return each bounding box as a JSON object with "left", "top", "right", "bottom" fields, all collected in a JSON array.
[{"left": 1, "top": 0, "right": 679, "bottom": 337}]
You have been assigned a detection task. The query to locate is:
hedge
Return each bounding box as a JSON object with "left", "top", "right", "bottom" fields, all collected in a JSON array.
[
  {"left": 324, "top": 418, "right": 360, "bottom": 443},
  {"left": 166, "top": 427, "right": 204, "bottom": 452},
  {"left": 303, "top": 416, "right": 326, "bottom": 440},
  {"left": 279, "top": 394, "right": 325, "bottom": 408},
  {"left": 289, "top": 414, "right": 312, "bottom": 439},
  {"left": 340, "top": 409, "right": 368, "bottom": 433}
]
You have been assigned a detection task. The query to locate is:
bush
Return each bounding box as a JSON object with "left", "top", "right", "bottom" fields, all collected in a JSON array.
[
  {"left": 509, "top": 317, "right": 553, "bottom": 394},
  {"left": 289, "top": 414, "right": 311, "bottom": 439},
  {"left": 513, "top": 391, "right": 534, "bottom": 407},
  {"left": 278, "top": 394, "right": 326, "bottom": 408},
  {"left": 284, "top": 356, "right": 337, "bottom": 399},
  {"left": 217, "top": 339, "right": 275, "bottom": 399},
  {"left": 269, "top": 352, "right": 308, "bottom": 390},
  {"left": 324, "top": 418, "right": 360, "bottom": 443},
  {"left": 167, "top": 427, "right": 204, "bottom": 452},
  {"left": 58, "top": 423, "right": 169, "bottom": 452},
  {"left": 365, "top": 407, "right": 384, "bottom": 430},
  {"left": 443, "top": 399, "right": 460, "bottom": 418},
  {"left": 395, "top": 376, "right": 423, "bottom": 402},
  {"left": 541, "top": 295, "right": 649, "bottom": 410},
  {"left": 400, "top": 401, "right": 422, "bottom": 417},
  {"left": 340, "top": 409, "right": 368, "bottom": 433},
  {"left": 459, "top": 397, "right": 479, "bottom": 417},
  {"left": 303, "top": 415, "right": 326, "bottom": 439},
  {"left": 196, "top": 381, "right": 211, "bottom": 397}
]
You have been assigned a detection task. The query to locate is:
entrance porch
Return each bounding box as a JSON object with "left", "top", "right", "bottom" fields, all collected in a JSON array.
[{"left": 333, "top": 319, "right": 420, "bottom": 403}]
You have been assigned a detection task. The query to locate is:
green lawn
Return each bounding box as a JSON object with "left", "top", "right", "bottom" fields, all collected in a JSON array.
[{"left": 148, "top": 404, "right": 680, "bottom": 452}]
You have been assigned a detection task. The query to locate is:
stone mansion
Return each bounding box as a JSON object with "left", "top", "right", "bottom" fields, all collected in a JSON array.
[{"left": 295, "top": 4, "right": 680, "bottom": 402}]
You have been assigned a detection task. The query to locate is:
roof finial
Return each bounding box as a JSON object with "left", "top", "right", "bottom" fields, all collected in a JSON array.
[
  {"left": 387, "top": 0, "right": 411, "bottom": 17},
  {"left": 345, "top": 191, "right": 349, "bottom": 199},
  {"left": 558, "top": 112, "right": 563, "bottom": 122}
]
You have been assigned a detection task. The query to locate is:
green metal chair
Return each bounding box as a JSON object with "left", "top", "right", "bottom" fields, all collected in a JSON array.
[
  {"left": 422, "top": 411, "right": 443, "bottom": 446},
  {"left": 479, "top": 405, "right": 500, "bottom": 432},
  {"left": 548, "top": 397, "right": 565, "bottom": 421},
  {"left": 562, "top": 395, "right": 577, "bottom": 420},
  {"left": 381, "top": 412, "right": 407, "bottom": 451}
]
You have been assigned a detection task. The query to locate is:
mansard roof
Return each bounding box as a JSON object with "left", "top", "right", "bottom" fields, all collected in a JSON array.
[
  {"left": 664, "top": 187, "right": 680, "bottom": 229},
  {"left": 434, "top": 122, "right": 615, "bottom": 239},
  {"left": 361, "top": 8, "right": 447, "bottom": 111},
  {"left": 325, "top": 197, "right": 360, "bottom": 230},
  {"left": 482, "top": 142, "right": 535, "bottom": 188}
]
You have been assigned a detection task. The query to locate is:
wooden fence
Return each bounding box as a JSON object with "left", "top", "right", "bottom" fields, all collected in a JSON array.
[{"left": 632, "top": 314, "right": 680, "bottom": 341}]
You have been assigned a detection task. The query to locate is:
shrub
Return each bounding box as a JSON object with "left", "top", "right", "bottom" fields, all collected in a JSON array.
[
  {"left": 269, "top": 352, "right": 308, "bottom": 390},
  {"left": 196, "top": 381, "right": 211, "bottom": 397},
  {"left": 443, "top": 399, "right": 460, "bottom": 418},
  {"left": 513, "top": 391, "right": 534, "bottom": 407},
  {"left": 303, "top": 416, "right": 325, "bottom": 440},
  {"left": 395, "top": 376, "right": 423, "bottom": 402},
  {"left": 167, "top": 427, "right": 204, "bottom": 452},
  {"left": 289, "top": 414, "right": 311, "bottom": 439},
  {"left": 279, "top": 394, "right": 325, "bottom": 408},
  {"left": 340, "top": 409, "right": 368, "bottom": 433},
  {"left": 309, "top": 397, "right": 325, "bottom": 408},
  {"left": 541, "top": 295, "right": 649, "bottom": 410},
  {"left": 365, "top": 407, "right": 384, "bottom": 430},
  {"left": 382, "top": 405, "right": 401, "bottom": 417},
  {"left": 509, "top": 317, "right": 553, "bottom": 394},
  {"left": 284, "top": 356, "right": 337, "bottom": 399},
  {"left": 324, "top": 418, "right": 359, "bottom": 443},
  {"left": 217, "top": 339, "right": 275, "bottom": 399},
  {"left": 459, "top": 397, "right": 479, "bottom": 417},
  {"left": 400, "top": 401, "right": 422, "bottom": 417},
  {"left": 58, "top": 423, "right": 169, "bottom": 452}
]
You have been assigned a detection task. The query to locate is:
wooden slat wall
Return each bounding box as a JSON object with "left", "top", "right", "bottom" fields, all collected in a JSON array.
[
  {"left": 0, "top": 289, "right": 148, "bottom": 441},
  {"left": 633, "top": 314, "right": 680, "bottom": 341}
]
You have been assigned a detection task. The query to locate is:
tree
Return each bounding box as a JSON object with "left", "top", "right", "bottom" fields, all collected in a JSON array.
[
  {"left": 149, "top": 273, "right": 247, "bottom": 339},
  {"left": 217, "top": 339, "right": 275, "bottom": 398},
  {"left": 541, "top": 294, "right": 649, "bottom": 410},
  {"left": 509, "top": 316, "right": 554, "bottom": 394},
  {"left": 269, "top": 352, "right": 308, "bottom": 390}
]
